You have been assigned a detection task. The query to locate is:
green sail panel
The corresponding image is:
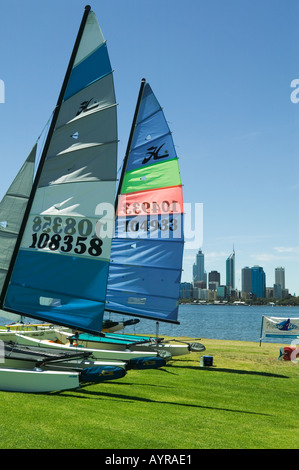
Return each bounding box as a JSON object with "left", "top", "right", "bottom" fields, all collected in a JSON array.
[{"left": 120, "top": 158, "right": 181, "bottom": 194}]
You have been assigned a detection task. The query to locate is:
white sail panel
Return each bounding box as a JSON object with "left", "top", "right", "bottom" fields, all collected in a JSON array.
[
  {"left": 38, "top": 143, "right": 117, "bottom": 186},
  {"left": 3, "top": 9, "right": 117, "bottom": 333},
  {"left": 56, "top": 74, "right": 116, "bottom": 129},
  {"left": 64, "top": 11, "right": 112, "bottom": 101},
  {"left": 19, "top": 181, "right": 115, "bottom": 261},
  {"left": 74, "top": 11, "right": 105, "bottom": 67},
  {"left": 47, "top": 105, "right": 117, "bottom": 157}
]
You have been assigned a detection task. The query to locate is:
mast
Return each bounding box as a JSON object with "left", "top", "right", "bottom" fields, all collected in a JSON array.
[
  {"left": 0, "top": 5, "right": 91, "bottom": 308},
  {"left": 114, "top": 78, "right": 146, "bottom": 212}
]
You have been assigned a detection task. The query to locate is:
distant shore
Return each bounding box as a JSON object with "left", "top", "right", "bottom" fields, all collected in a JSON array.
[{"left": 179, "top": 298, "right": 299, "bottom": 307}]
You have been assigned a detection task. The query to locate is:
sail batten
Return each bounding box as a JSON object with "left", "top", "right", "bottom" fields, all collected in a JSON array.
[
  {"left": 1, "top": 8, "right": 118, "bottom": 334},
  {"left": 106, "top": 81, "right": 184, "bottom": 324},
  {"left": 131, "top": 131, "right": 172, "bottom": 149},
  {"left": 55, "top": 103, "right": 117, "bottom": 130}
]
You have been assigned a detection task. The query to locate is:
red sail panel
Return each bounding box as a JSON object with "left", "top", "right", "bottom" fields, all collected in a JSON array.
[{"left": 117, "top": 185, "right": 183, "bottom": 217}]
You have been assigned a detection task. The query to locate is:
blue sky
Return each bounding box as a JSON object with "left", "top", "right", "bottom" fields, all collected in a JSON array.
[{"left": 0, "top": 0, "right": 298, "bottom": 294}]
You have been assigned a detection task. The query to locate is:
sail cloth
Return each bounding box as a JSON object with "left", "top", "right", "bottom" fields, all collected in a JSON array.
[
  {"left": 260, "top": 316, "right": 299, "bottom": 343},
  {"left": 106, "top": 82, "right": 184, "bottom": 323},
  {"left": 2, "top": 10, "right": 118, "bottom": 333},
  {"left": 0, "top": 145, "right": 36, "bottom": 294}
]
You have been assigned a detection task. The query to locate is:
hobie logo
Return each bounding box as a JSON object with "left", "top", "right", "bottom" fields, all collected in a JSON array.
[
  {"left": 0, "top": 80, "right": 4, "bottom": 103},
  {"left": 76, "top": 97, "right": 99, "bottom": 116},
  {"left": 142, "top": 143, "right": 169, "bottom": 164}
]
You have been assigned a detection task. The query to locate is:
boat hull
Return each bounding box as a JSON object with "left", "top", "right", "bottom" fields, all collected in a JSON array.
[
  {"left": 74, "top": 331, "right": 205, "bottom": 356},
  {"left": 10, "top": 332, "right": 171, "bottom": 362},
  {"left": 0, "top": 367, "right": 79, "bottom": 393},
  {"left": 3, "top": 355, "right": 127, "bottom": 372},
  {"left": 76, "top": 336, "right": 190, "bottom": 357},
  {"left": 0, "top": 328, "right": 61, "bottom": 343}
]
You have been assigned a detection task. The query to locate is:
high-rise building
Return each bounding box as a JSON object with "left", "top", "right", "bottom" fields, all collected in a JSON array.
[
  {"left": 216, "top": 285, "right": 227, "bottom": 300},
  {"left": 179, "top": 282, "right": 193, "bottom": 299},
  {"left": 209, "top": 270, "right": 221, "bottom": 284},
  {"left": 275, "top": 267, "right": 285, "bottom": 290},
  {"left": 251, "top": 266, "right": 266, "bottom": 298},
  {"left": 226, "top": 249, "right": 235, "bottom": 289},
  {"left": 208, "top": 271, "right": 220, "bottom": 290},
  {"left": 241, "top": 267, "right": 251, "bottom": 294},
  {"left": 273, "top": 283, "right": 282, "bottom": 299},
  {"left": 193, "top": 249, "right": 205, "bottom": 284}
]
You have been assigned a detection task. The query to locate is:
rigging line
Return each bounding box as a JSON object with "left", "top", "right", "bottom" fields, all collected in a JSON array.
[{"left": 36, "top": 111, "right": 54, "bottom": 143}]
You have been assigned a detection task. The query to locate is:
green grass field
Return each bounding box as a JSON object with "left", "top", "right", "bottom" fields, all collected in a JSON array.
[{"left": 0, "top": 337, "right": 298, "bottom": 449}]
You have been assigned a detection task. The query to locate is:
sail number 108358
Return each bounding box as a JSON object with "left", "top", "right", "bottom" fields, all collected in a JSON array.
[{"left": 28, "top": 216, "right": 103, "bottom": 257}]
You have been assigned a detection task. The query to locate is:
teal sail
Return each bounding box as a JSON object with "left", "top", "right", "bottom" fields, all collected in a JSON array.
[
  {"left": 0, "top": 145, "right": 36, "bottom": 294},
  {"left": 106, "top": 80, "right": 184, "bottom": 323},
  {"left": 0, "top": 145, "right": 36, "bottom": 323},
  {"left": 1, "top": 7, "right": 118, "bottom": 334}
]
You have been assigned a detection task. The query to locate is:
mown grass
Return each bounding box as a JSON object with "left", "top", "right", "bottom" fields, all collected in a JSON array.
[{"left": 0, "top": 337, "right": 298, "bottom": 449}]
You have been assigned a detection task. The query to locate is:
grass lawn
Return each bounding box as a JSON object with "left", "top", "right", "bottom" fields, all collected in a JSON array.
[{"left": 0, "top": 337, "right": 298, "bottom": 449}]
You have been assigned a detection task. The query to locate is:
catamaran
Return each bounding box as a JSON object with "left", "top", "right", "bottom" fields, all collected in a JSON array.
[
  {"left": 67, "top": 77, "right": 205, "bottom": 356},
  {"left": 0, "top": 78, "right": 205, "bottom": 358},
  {"left": 0, "top": 6, "right": 166, "bottom": 392},
  {"left": 0, "top": 6, "right": 204, "bottom": 392}
]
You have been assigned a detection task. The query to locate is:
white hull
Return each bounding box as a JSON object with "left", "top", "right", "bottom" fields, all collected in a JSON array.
[
  {"left": 81, "top": 340, "right": 189, "bottom": 357},
  {"left": 55, "top": 329, "right": 189, "bottom": 357},
  {"left": 76, "top": 336, "right": 190, "bottom": 357},
  {"left": 0, "top": 367, "right": 79, "bottom": 393},
  {"left": 2, "top": 356, "right": 127, "bottom": 371},
  {"left": 0, "top": 328, "right": 60, "bottom": 343},
  {"left": 9, "top": 333, "right": 169, "bottom": 361}
]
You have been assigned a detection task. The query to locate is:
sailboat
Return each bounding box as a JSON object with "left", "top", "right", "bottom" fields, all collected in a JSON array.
[
  {"left": 70, "top": 79, "right": 205, "bottom": 356},
  {"left": 0, "top": 148, "right": 127, "bottom": 391},
  {"left": 10, "top": 79, "right": 205, "bottom": 357},
  {"left": 0, "top": 6, "right": 165, "bottom": 392}
]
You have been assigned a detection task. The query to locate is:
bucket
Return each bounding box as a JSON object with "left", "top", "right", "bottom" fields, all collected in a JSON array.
[{"left": 200, "top": 355, "right": 213, "bottom": 367}]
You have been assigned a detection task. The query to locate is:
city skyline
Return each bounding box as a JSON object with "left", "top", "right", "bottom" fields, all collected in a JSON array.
[{"left": 188, "top": 247, "right": 291, "bottom": 297}]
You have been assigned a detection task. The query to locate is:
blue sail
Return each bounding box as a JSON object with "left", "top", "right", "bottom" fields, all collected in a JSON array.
[
  {"left": 106, "top": 81, "right": 184, "bottom": 323},
  {"left": 2, "top": 9, "right": 118, "bottom": 333}
]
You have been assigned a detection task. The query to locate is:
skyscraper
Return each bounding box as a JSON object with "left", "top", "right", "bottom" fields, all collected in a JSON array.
[
  {"left": 208, "top": 270, "right": 220, "bottom": 290},
  {"left": 193, "top": 249, "right": 205, "bottom": 284},
  {"left": 251, "top": 266, "right": 266, "bottom": 298},
  {"left": 275, "top": 267, "right": 285, "bottom": 290},
  {"left": 241, "top": 266, "right": 251, "bottom": 294},
  {"left": 226, "top": 249, "right": 235, "bottom": 289}
]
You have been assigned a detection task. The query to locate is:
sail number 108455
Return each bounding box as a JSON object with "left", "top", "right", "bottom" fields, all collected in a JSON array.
[{"left": 28, "top": 216, "right": 103, "bottom": 257}]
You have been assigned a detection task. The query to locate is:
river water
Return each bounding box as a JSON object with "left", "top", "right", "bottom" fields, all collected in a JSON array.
[
  {"left": 111, "top": 304, "right": 299, "bottom": 344},
  {"left": 1, "top": 304, "right": 298, "bottom": 344}
]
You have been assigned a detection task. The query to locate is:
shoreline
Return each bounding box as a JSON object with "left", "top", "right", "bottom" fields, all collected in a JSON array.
[{"left": 159, "top": 335, "right": 290, "bottom": 348}]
